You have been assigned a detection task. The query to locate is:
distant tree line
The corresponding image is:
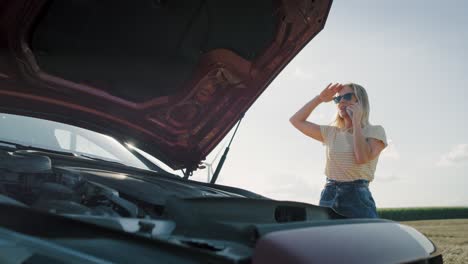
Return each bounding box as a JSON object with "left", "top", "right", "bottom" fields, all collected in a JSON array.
[{"left": 378, "top": 207, "right": 468, "bottom": 221}]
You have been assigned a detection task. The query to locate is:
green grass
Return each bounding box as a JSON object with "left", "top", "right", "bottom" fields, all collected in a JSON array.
[{"left": 378, "top": 207, "right": 468, "bottom": 221}]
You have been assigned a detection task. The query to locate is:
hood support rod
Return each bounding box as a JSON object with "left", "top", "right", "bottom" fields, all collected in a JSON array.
[{"left": 209, "top": 113, "right": 244, "bottom": 184}]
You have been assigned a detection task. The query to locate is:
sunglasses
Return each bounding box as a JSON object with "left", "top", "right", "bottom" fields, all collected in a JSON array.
[{"left": 333, "top": 92, "right": 355, "bottom": 104}]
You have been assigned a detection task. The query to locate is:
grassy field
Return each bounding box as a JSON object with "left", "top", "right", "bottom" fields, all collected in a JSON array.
[{"left": 402, "top": 219, "right": 468, "bottom": 264}]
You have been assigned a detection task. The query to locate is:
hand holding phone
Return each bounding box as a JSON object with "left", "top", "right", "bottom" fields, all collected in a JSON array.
[{"left": 346, "top": 107, "right": 353, "bottom": 117}]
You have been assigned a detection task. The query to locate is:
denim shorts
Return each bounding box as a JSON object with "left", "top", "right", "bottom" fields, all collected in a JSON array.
[{"left": 319, "top": 178, "right": 379, "bottom": 218}]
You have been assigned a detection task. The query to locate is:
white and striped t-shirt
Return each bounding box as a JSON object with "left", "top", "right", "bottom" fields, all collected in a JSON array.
[{"left": 319, "top": 125, "right": 387, "bottom": 182}]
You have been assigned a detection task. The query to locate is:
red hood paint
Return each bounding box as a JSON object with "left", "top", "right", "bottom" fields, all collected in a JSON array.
[{"left": 0, "top": 0, "right": 332, "bottom": 171}]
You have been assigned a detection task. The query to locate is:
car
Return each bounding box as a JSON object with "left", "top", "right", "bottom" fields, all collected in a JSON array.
[{"left": 0, "top": 0, "right": 443, "bottom": 263}]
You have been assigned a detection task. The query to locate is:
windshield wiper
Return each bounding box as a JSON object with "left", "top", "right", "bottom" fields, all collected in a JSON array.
[
  {"left": 0, "top": 140, "right": 78, "bottom": 157},
  {"left": 77, "top": 154, "right": 128, "bottom": 167},
  {"left": 0, "top": 140, "right": 126, "bottom": 167},
  {"left": 0, "top": 140, "right": 175, "bottom": 177}
]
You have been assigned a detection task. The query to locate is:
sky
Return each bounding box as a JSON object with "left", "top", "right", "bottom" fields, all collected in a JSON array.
[{"left": 186, "top": 0, "right": 468, "bottom": 208}]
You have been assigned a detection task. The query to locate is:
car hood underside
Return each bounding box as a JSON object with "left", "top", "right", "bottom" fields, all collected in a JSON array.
[{"left": 0, "top": 0, "right": 332, "bottom": 171}]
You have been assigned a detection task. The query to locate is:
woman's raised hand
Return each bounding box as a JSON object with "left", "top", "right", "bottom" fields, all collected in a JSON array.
[{"left": 319, "top": 83, "right": 343, "bottom": 103}]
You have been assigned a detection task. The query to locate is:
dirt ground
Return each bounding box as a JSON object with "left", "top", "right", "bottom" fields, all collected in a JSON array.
[{"left": 402, "top": 219, "right": 468, "bottom": 264}]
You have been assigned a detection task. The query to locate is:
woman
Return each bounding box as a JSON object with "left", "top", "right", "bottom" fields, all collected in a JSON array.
[{"left": 289, "top": 83, "right": 387, "bottom": 218}]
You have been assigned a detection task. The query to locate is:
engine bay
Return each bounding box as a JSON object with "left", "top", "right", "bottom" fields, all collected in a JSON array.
[{"left": 0, "top": 151, "right": 141, "bottom": 218}]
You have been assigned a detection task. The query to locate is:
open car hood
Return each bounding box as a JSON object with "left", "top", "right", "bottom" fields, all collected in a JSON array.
[{"left": 0, "top": 0, "right": 332, "bottom": 171}]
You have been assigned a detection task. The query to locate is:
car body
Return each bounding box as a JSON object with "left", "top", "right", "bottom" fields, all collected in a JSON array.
[{"left": 0, "top": 0, "right": 443, "bottom": 263}]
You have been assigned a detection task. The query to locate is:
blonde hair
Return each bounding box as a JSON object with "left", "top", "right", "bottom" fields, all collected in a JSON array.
[{"left": 332, "top": 83, "right": 371, "bottom": 128}]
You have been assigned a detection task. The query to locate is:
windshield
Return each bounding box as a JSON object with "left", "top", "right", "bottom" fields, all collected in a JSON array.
[{"left": 0, "top": 113, "right": 151, "bottom": 170}]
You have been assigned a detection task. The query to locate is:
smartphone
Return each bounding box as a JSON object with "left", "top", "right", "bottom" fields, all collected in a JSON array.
[{"left": 346, "top": 107, "right": 353, "bottom": 117}]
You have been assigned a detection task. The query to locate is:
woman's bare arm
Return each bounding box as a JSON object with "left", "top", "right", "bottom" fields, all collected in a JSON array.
[
  {"left": 353, "top": 126, "right": 386, "bottom": 164},
  {"left": 289, "top": 96, "right": 324, "bottom": 142},
  {"left": 348, "top": 103, "right": 386, "bottom": 164},
  {"left": 289, "top": 83, "right": 343, "bottom": 143}
]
